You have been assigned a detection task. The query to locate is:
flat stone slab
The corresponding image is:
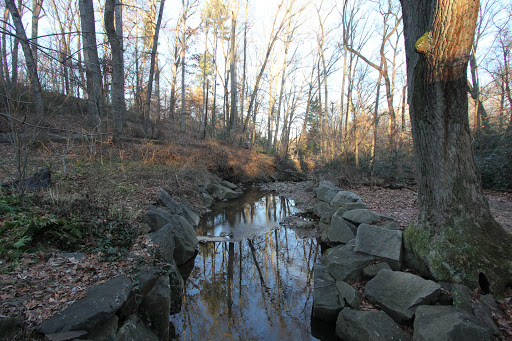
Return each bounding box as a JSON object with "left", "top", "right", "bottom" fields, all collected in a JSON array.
[
  {"left": 343, "top": 209, "right": 380, "bottom": 225},
  {"left": 413, "top": 305, "right": 492, "bottom": 341},
  {"left": 337, "top": 308, "right": 411, "bottom": 341},
  {"left": 354, "top": 224, "right": 402, "bottom": 270},
  {"left": 365, "top": 269, "right": 441, "bottom": 323},
  {"left": 38, "top": 275, "right": 133, "bottom": 335},
  {"left": 312, "top": 263, "right": 343, "bottom": 322},
  {"left": 197, "top": 236, "right": 232, "bottom": 243},
  {"left": 321, "top": 244, "right": 376, "bottom": 282}
]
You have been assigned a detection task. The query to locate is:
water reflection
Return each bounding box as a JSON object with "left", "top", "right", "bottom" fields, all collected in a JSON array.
[{"left": 171, "top": 189, "right": 322, "bottom": 340}]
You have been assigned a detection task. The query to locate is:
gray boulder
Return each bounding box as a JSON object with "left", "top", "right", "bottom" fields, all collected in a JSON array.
[
  {"left": 157, "top": 188, "right": 184, "bottom": 215},
  {"left": 148, "top": 224, "right": 176, "bottom": 263},
  {"left": 354, "top": 224, "right": 402, "bottom": 270},
  {"left": 323, "top": 213, "right": 356, "bottom": 245},
  {"left": 472, "top": 301, "right": 501, "bottom": 336},
  {"left": 335, "top": 281, "right": 362, "bottom": 308},
  {"left": 202, "top": 192, "right": 214, "bottom": 207},
  {"left": 38, "top": 275, "right": 133, "bottom": 334},
  {"left": 180, "top": 201, "right": 201, "bottom": 226},
  {"left": 0, "top": 317, "right": 22, "bottom": 341},
  {"left": 141, "top": 206, "right": 172, "bottom": 232},
  {"left": 211, "top": 184, "right": 240, "bottom": 200},
  {"left": 321, "top": 243, "right": 376, "bottom": 282},
  {"left": 168, "top": 215, "right": 199, "bottom": 265},
  {"left": 149, "top": 216, "right": 198, "bottom": 265},
  {"left": 336, "top": 308, "right": 411, "bottom": 341},
  {"left": 221, "top": 180, "right": 238, "bottom": 190},
  {"left": 365, "top": 269, "right": 441, "bottom": 323},
  {"left": 312, "top": 263, "right": 343, "bottom": 322},
  {"left": 140, "top": 275, "right": 171, "bottom": 341},
  {"left": 295, "top": 220, "right": 316, "bottom": 229},
  {"left": 330, "top": 191, "right": 363, "bottom": 205},
  {"left": 413, "top": 305, "right": 492, "bottom": 341},
  {"left": 120, "top": 266, "right": 160, "bottom": 317},
  {"left": 343, "top": 209, "right": 380, "bottom": 225},
  {"left": 116, "top": 315, "right": 159, "bottom": 341},
  {"left": 379, "top": 221, "right": 399, "bottom": 230},
  {"left": 169, "top": 262, "right": 185, "bottom": 314},
  {"left": 342, "top": 201, "right": 368, "bottom": 210},
  {"left": 86, "top": 315, "right": 118, "bottom": 341},
  {"left": 314, "top": 201, "right": 335, "bottom": 223},
  {"left": 451, "top": 284, "right": 473, "bottom": 314},
  {"left": 314, "top": 181, "right": 342, "bottom": 203},
  {"left": 362, "top": 262, "right": 392, "bottom": 279},
  {"left": 42, "top": 331, "right": 88, "bottom": 341}
]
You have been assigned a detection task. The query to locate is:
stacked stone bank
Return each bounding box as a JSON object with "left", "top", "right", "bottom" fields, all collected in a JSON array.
[{"left": 311, "top": 181, "right": 501, "bottom": 341}]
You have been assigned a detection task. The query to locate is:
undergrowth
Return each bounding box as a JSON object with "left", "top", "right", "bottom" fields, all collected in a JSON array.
[{"left": 0, "top": 190, "right": 136, "bottom": 271}]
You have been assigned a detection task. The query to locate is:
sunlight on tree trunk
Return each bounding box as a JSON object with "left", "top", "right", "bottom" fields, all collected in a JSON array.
[{"left": 401, "top": 0, "right": 512, "bottom": 297}]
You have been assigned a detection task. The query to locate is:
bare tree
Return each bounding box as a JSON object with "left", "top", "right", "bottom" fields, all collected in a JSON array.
[
  {"left": 5, "top": 0, "right": 44, "bottom": 120},
  {"left": 143, "top": 0, "right": 165, "bottom": 136},
  {"left": 343, "top": 0, "right": 401, "bottom": 150}
]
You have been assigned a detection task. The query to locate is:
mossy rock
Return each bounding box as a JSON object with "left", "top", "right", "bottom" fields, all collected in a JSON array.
[{"left": 403, "top": 218, "right": 512, "bottom": 299}]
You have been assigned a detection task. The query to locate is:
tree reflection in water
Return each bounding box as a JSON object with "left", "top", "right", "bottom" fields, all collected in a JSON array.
[{"left": 171, "top": 189, "right": 322, "bottom": 340}]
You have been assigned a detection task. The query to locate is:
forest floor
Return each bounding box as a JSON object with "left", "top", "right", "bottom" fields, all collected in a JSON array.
[{"left": 1, "top": 132, "right": 512, "bottom": 339}]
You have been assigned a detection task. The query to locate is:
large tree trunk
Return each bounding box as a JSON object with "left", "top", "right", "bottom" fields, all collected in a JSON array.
[
  {"left": 79, "top": 0, "right": 105, "bottom": 132},
  {"left": 401, "top": 0, "right": 512, "bottom": 297},
  {"left": 6, "top": 0, "right": 44, "bottom": 120}
]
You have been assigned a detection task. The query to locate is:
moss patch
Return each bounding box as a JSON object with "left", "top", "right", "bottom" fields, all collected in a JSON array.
[
  {"left": 415, "top": 31, "right": 431, "bottom": 54},
  {"left": 404, "top": 219, "right": 512, "bottom": 299}
]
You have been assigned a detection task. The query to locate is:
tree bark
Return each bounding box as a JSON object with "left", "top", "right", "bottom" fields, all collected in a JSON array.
[
  {"left": 31, "top": 0, "right": 43, "bottom": 67},
  {"left": 104, "top": 0, "right": 126, "bottom": 140},
  {"left": 401, "top": 0, "right": 512, "bottom": 296},
  {"left": 6, "top": 0, "right": 44, "bottom": 120},
  {"left": 228, "top": 8, "right": 237, "bottom": 139},
  {"left": 79, "top": 0, "right": 105, "bottom": 132},
  {"left": 143, "top": 0, "right": 165, "bottom": 136}
]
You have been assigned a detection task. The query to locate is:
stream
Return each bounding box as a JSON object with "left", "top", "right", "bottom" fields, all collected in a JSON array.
[{"left": 170, "top": 188, "right": 335, "bottom": 340}]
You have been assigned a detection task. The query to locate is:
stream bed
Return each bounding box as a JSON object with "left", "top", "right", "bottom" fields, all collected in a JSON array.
[{"left": 170, "top": 188, "right": 333, "bottom": 340}]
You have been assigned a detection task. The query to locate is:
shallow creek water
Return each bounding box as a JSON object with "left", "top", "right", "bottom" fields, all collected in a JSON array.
[{"left": 170, "top": 188, "right": 334, "bottom": 340}]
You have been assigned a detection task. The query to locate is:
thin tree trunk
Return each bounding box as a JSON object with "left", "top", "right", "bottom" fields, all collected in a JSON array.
[
  {"left": 104, "top": 0, "right": 126, "bottom": 140},
  {"left": 229, "top": 9, "right": 237, "bottom": 138},
  {"left": 143, "top": 0, "right": 165, "bottom": 136},
  {"left": 240, "top": 0, "right": 248, "bottom": 142},
  {"left": 371, "top": 64, "right": 383, "bottom": 170},
  {"left": 79, "top": 0, "right": 105, "bottom": 132},
  {"left": 6, "top": 0, "right": 44, "bottom": 120},
  {"left": 11, "top": 0, "right": 21, "bottom": 85},
  {"left": 31, "top": 0, "right": 43, "bottom": 68},
  {"left": 180, "top": 2, "right": 187, "bottom": 133}
]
